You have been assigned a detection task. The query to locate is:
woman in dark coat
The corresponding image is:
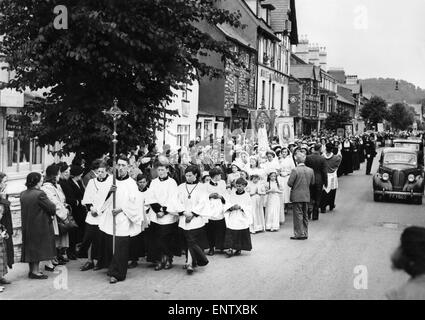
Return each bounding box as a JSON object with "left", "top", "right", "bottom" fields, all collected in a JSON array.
[
  {"left": 20, "top": 172, "right": 57, "bottom": 279},
  {"left": 0, "top": 173, "right": 14, "bottom": 285}
]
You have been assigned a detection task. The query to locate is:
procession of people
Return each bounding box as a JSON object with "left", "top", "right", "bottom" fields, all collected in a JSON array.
[{"left": 0, "top": 129, "right": 399, "bottom": 289}]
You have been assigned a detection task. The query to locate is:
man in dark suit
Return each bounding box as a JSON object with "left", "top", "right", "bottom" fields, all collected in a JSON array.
[
  {"left": 288, "top": 151, "right": 315, "bottom": 240},
  {"left": 305, "top": 144, "right": 328, "bottom": 221},
  {"left": 364, "top": 135, "right": 377, "bottom": 175}
]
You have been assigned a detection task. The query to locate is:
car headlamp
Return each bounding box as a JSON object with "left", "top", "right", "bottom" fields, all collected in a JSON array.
[
  {"left": 408, "top": 174, "right": 415, "bottom": 183},
  {"left": 382, "top": 173, "right": 389, "bottom": 181}
]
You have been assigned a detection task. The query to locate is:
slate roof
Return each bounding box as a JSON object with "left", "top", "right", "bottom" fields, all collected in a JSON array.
[{"left": 290, "top": 64, "right": 319, "bottom": 81}]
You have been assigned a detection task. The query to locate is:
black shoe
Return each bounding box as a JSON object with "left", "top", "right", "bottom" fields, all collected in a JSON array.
[
  {"left": 290, "top": 236, "right": 308, "bottom": 240},
  {"left": 28, "top": 273, "right": 48, "bottom": 280},
  {"left": 186, "top": 265, "right": 194, "bottom": 275},
  {"left": 329, "top": 205, "right": 335, "bottom": 211},
  {"left": 80, "top": 261, "right": 94, "bottom": 271},
  {"left": 44, "top": 265, "right": 55, "bottom": 272},
  {"left": 57, "top": 255, "right": 69, "bottom": 263},
  {"left": 128, "top": 261, "right": 138, "bottom": 269},
  {"left": 207, "top": 249, "right": 215, "bottom": 256},
  {"left": 67, "top": 252, "right": 77, "bottom": 260},
  {"left": 109, "top": 277, "right": 118, "bottom": 284},
  {"left": 234, "top": 250, "right": 241, "bottom": 256}
]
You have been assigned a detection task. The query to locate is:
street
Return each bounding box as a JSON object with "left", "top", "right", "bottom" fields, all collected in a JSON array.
[{"left": 1, "top": 151, "right": 424, "bottom": 300}]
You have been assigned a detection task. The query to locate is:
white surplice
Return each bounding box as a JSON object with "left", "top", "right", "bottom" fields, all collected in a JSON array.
[
  {"left": 144, "top": 177, "right": 179, "bottom": 225},
  {"left": 98, "top": 176, "right": 143, "bottom": 237},
  {"left": 224, "top": 191, "right": 253, "bottom": 230},
  {"left": 82, "top": 175, "right": 113, "bottom": 226}
]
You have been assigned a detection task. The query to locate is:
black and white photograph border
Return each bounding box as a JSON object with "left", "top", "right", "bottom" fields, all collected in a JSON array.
[{"left": 0, "top": 0, "right": 424, "bottom": 303}]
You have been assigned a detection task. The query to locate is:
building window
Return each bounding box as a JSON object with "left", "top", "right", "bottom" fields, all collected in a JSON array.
[
  {"left": 280, "top": 86, "right": 284, "bottom": 111},
  {"left": 204, "top": 120, "right": 212, "bottom": 139},
  {"left": 320, "top": 95, "right": 325, "bottom": 112},
  {"left": 182, "top": 84, "right": 191, "bottom": 101},
  {"left": 234, "top": 76, "right": 239, "bottom": 105},
  {"left": 177, "top": 125, "right": 190, "bottom": 147},
  {"left": 261, "top": 80, "right": 266, "bottom": 108},
  {"left": 7, "top": 132, "right": 43, "bottom": 170},
  {"left": 271, "top": 84, "right": 275, "bottom": 109}
]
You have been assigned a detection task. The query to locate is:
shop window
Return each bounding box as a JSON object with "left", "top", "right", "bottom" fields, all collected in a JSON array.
[
  {"left": 204, "top": 120, "right": 212, "bottom": 139},
  {"left": 7, "top": 131, "right": 43, "bottom": 170}
]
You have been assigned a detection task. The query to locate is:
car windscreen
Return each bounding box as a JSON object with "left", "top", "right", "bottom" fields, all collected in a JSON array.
[
  {"left": 393, "top": 143, "right": 420, "bottom": 151},
  {"left": 383, "top": 152, "right": 417, "bottom": 166}
]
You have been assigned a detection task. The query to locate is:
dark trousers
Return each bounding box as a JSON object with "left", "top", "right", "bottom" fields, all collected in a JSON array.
[
  {"left": 321, "top": 189, "right": 337, "bottom": 210},
  {"left": 78, "top": 223, "right": 101, "bottom": 260},
  {"left": 206, "top": 219, "right": 226, "bottom": 251},
  {"left": 102, "top": 233, "right": 129, "bottom": 281},
  {"left": 366, "top": 157, "right": 374, "bottom": 174},
  {"left": 293, "top": 202, "right": 309, "bottom": 238},
  {"left": 129, "top": 232, "right": 146, "bottom": 262},
  {"left": 308, "top": 185, "right": 322, "bottom": 220}
]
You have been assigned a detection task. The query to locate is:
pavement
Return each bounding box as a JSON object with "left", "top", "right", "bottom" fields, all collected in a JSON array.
[{"left": 1, "top": 150, "right": 424, "bottom": 300}]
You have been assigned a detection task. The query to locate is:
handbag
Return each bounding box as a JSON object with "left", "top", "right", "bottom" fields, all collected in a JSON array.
[{"left": 57, "top": 206, "right": 78, "bottom": 235}]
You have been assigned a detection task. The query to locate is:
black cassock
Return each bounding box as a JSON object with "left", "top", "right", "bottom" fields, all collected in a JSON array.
[
  {"left": 352, "top": 141, "right": 360, "bottom": 171},
  {"left": 358, "top": 140, "right": 365, "bottom": 163},
  {"left": 340, "top": 141, "right": 354, "bottom": 175}
]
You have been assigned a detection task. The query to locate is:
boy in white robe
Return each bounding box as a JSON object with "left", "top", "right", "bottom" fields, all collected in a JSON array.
[
  {"left": 128, "top": 174, "right": 150, "bottom": 268},
  {"left": 79, "top": 162, "right": 112, "bottom": 271},
  {"left": 98, "top": 155, "right": 143, "bottom": 284},
  {"left": 204, "top": 167, "right": 228, "bottom": 255},
  {"left": 172, "top": 165, "right": 209, "bottom": 274},
  {"left": 223, "top": 178, "right": 253, "bottom": 257},
  {"left": 144, "top": 160, "right": 181, "bottom": 271}
]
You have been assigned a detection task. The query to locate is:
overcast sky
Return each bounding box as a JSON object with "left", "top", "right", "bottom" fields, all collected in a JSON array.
[{"left": 296, "top": 0, "right": 425, "bottom": 89}]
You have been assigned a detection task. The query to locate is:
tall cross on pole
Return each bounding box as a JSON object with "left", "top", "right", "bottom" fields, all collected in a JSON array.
[{"left": 102, "top": 98, "right": 128, "bottom": 254}]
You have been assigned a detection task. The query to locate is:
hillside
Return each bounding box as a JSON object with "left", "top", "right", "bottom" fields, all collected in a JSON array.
[{"left": 360, "top": 78, "right": 425, "bottom": 104}]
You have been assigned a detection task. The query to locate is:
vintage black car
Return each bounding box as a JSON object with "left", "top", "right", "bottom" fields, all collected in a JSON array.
[
  {"left": 373, "top": 148, "right": 424, "bottom": 204},
  {"left": 392, "top": 139, "right": 424, "bottom": 166}
]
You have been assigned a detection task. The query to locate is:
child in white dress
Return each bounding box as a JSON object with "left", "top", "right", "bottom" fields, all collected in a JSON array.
[
  {"left": 265, "top": 171, "right": 283, "bottom": 232},
  {"left": 248, "top": 174, "right": 266, "bottom": 234}
]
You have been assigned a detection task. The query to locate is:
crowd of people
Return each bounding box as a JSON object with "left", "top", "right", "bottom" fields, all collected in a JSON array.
[{"left": 0, "top": 131, "right": 424, "bottom": 298}]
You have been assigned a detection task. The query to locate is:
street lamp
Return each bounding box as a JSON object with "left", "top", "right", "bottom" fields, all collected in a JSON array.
[{"left": 102, "top": 98, "right": 128, "bottom": 254}]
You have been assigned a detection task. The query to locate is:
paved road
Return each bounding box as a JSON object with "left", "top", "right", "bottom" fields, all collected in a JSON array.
[{"left": 2, "top": 151, "right": 425, "bottom": 300}]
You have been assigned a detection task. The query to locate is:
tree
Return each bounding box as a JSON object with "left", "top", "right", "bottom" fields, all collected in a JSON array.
[
  {"left": 0, "top": 0, "right": 242, "bottom": 162},
  {"left": 360, "top": 96, "right": 388, "bottom": 129},
  {"left": 388, "top": 103, "right": 416, "bottom": 131},
  {"left": 324, "top": 107, "right": 352, "bottom": 131}
]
